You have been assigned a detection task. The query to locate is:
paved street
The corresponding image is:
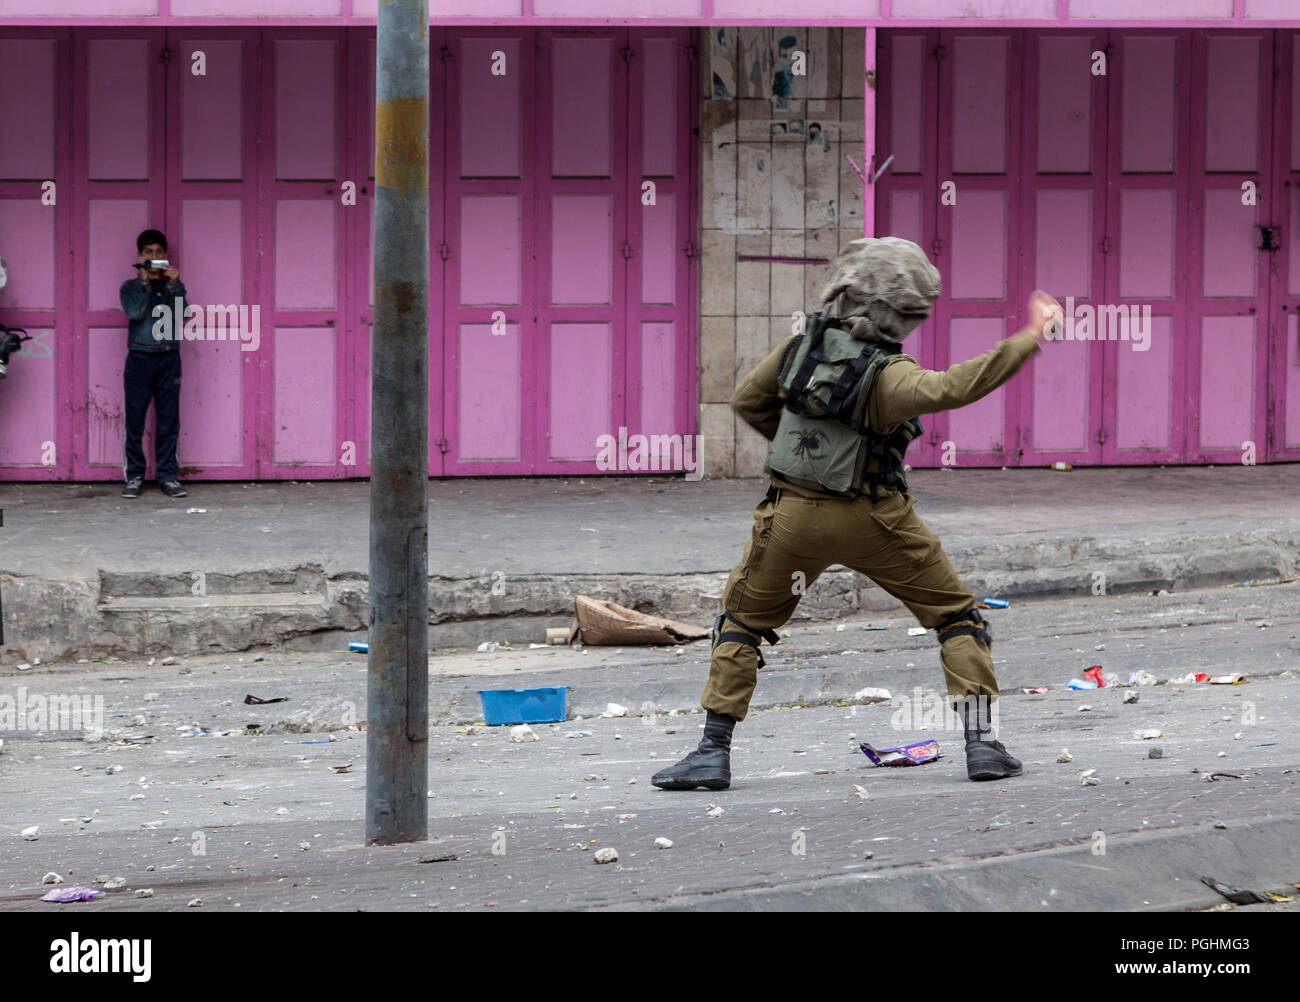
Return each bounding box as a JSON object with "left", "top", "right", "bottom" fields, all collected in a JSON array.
[{"left": 1, "top": 583, "right": 1297, "bottom": 911}]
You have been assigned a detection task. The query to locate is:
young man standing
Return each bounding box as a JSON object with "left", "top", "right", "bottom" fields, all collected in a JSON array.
[
  {"left": 652, "top": 237, "right": 1061, "bottom": 791},
  {"left": 119, "top": 228, "right": 188, "bottom": 499}
]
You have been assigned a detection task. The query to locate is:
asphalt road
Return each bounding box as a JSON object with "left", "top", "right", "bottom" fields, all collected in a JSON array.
[{"left": 1, "top": 582, "right": 1297, "bottom": 911}]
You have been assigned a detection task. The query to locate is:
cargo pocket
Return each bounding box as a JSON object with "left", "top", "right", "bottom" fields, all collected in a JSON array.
[
  {"left": 725, "top": 498, "right": 776, "bottom": 609},
  {"left": 867, "top": 492, "right": 936, "bottom": 564}
]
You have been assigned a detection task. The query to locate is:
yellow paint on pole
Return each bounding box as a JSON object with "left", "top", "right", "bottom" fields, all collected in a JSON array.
[{"left": 375, "top": 97, "right": 429, "bottom": 197}]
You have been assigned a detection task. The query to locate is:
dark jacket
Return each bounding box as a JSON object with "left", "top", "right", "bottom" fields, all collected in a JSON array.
[{"left": 120, "top": 277, "right": 189, "bottom": 353}]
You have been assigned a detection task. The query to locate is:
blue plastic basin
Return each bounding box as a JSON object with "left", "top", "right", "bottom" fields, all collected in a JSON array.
[{"left": 478, "top": 686, "right": 569, "bottom": 726}]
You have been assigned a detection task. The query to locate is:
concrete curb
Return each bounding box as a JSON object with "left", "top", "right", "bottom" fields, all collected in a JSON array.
[
  {"left": 616, "top": 814, "right": 1300, "bottom": 912},
  {"left": 4, "top": 523, "right": 1298, "bottom": 661}
]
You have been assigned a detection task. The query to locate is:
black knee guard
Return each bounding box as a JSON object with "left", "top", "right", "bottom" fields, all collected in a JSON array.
[
  {"left": 711, "top": 611, "right": 782, "bottom": 669},
  {"left": 936, "top": 607, "right": 992, "bottom": 650}
]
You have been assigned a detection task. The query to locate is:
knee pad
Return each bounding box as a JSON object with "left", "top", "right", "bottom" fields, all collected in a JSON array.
[
  {"left": 711, "top": 611, "right": 781, "bottom": 670},
  {"left": 936, "top": 607, "right": 992, "bottom": 650}
]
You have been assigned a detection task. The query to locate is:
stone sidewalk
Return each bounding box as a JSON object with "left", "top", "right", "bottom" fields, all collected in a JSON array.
[{"left": 1, "top": 464, "right": 1297, "bottom": 660}]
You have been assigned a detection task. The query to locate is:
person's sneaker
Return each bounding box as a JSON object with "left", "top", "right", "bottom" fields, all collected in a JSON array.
[
  {"left": 159, "top": 481, "right": 188, "bottom": 499},
  {"left": 121, "top": 478, "right": 143, "bottom": 499}
]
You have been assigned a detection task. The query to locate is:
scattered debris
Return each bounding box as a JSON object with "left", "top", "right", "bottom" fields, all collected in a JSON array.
[
  {"left": 593, "top": 847, "right": 619, "bottom": 864},
  {"left": 1213, "top": 820, "right": 1228, "bottom": 830},
  {"left": 603, "top": 703, "right": 628, "bottom": 718},
  {"left": 1200, "top": 876, "right": 1271, "bottom": 905},
  {"left": 1135, "top": 729, "right": 1163, "bottom": 740},
  {"left": 330, "top": 764, "right": 353, "bottom": 774},
  {"left": 851, "top": 687, "right": 891, "bottom": 704},
  {"left": 1080, "top": 769, "right": 1099, "bottom": 787},
  {"left": 297, "top": 841, "right": 311, "bottom": 851},
  {"left": 1068, "top": 679, "right": 1098, "bottom": 690},
  {"left": 185, "top": 507, "right": 207, "bottom": 514},
  {"left": 1051, "top": 461, "right": 1072, "bottom": 471},
  {"left": 860, "top": 739, "right": 940, "bottom": 766},
  {"left": 103, "top": 877, "right": 126, "bottom": 891},
  {"left": 1128, "top": 670, "right": 1158, "bottom": 687},
  {"left": 906, "top": 627, "right": 927, "bottom": 637},
  {"left": 1056, "top": 749, "right": 1073, "bottom": 763},
  {"left": 705, "top": 804, "right": 725, "bottom": 819},
  {"left": 980, "top": 598, "right": 1009, "bottom": 609},
  {"left": 1083, "top": 666, "right": 1106, "bottom": 687},
  {"left": 348, "top": 641, "right": 368, "bottom": 653},
  {"left": 510, "top": 724, "right": 538, "bottom": 743},
  {"left": 1207, "top": 772, "right": 1244, "bottom": 782},
  {"left": 134, "top": 889, "right": 154, "bottom": 898},
  {"left": 41, "top": 887, "right": 104, "bottom": 903},
  {"left": 654, "top": 838, "right": 673, "bottom": 849},
  {"left": 244, "top": 694, "right": 288, "bottom": 705},
  {"left": 863, "top": 850, "right": 875, "bottom": 860},
  {"left": 21, "top": 826, "right": 38, "bottom": 841},
  {"left": 41, "top": 872, "right": 63, "bottom": 885},
  {"left": 850, "top": 784, "right": 870, "bottom": 799},
  {"left": 187, "top": 898, "right": 202, "bottom": 907},
  {"left": 1023, "top": 687, "right": 1048, "bottom": 695},
  {"left": 1077, "top": 705, "right": 1093, "bottom": 712},
  {"left": 1148, "top": 747, "right": 1164, "bottom": 759},
  {"left": 1210, "top": 673, "right": 1245, "bottom": 685},
  {"left": 1122, "top": 691, "right": 1139, "bottom": 704},
  {"left": 418, "top": 854, "right": 458, "bottom": 863}
]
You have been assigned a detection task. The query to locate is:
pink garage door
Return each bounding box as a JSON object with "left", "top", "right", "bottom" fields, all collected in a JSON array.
[
  {"left": 876, "top": 28, "right": 1288, "bottom": 467},
  {"left": 0, "top": 26, "right": 693, "bottom": 481},
  {"left": 441, "top": 29, "right": 696, "bottom": 475}
]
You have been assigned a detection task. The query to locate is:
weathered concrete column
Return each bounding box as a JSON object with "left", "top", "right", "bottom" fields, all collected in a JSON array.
[{"left": 367, "top": 0, "right": 429, "bottom": 846}]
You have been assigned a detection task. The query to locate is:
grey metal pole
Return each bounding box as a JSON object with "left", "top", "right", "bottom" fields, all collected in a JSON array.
[{"left": 367, "top": 0, "right": 429, "bottom": 845}]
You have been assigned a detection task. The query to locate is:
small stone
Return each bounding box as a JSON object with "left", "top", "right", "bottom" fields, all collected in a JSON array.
[
  {"left": 604, "top": 703, "right": 628, "bottom": 718},
  {"left": 1148, "top": 747, "right": 1164, "bottom": 759},
  {"left": 1078, "top": 705, "right": 1092, "bottom": 712},
  {"left": 769, "top": 807, "right": 786, "bottom": 814},
  {"left": 509, "top": 724, "right": 538, "bottom": 743},
  {"left": 143, "top": 693, "right": 160, "bottom": 702},
  {"left": 654, "top": 837, "right": 673, "bottom": 849},
  {"left": 851, "top": 784, "right": 870, "bottom": 799},
  {"left": 145, "top": 865, "right": 155, "bottom": 872},
  {"left": 1233, "top": 732, "right": 1243, "bottom": 741},
  {"left": 863, "top": 851, "right": 874, "bottom": 859},
  {"left": 1135, "top": 729, "right": 1163, "bottom": 740},
  {"left": 1213, "top": 820, "right": 1227, "bottom": 830},
  {"left": 852, "top": 687, "right": 892, "bottom": 704},
  {"left": 135, "top": 888, "right": 154, "bottom": 898},
  {"left": 21, "top": 826, "right": 39, "bottom": 841},
  {"left": 614, "top": 734, "right": 623, "bottom": 741},
  {"left": 1056, "top": 749, "right": 1073, "bottom": 763},
  {"left": 103, "top": 877, "right": 126, "bottom": 890},
  {"left": 593, "top": 847, "right": 618, "bottom": 864},
  {"left": 1095, "top": 644, "right": 1105, "bottom": 651},
  {"left": 297, "top": 841, "right": 311, "bottom": 851},
  {"left": 1122, "top": 691, "right": 1139, "bottom": 705},
  {"left": 187, "top": 898, "right": 202, "bottom": 907},
  {"left": 627, "top": 778, "right": 636, "bottom": 785},
  {"left": 1217, "top": 751, "right": 1227, "bottom": 758},
  {"left": 160, "top": 657, "right": 178, "bottom": 666},
  {"left": 706, "top": 805, "right": 724, "bottom": 819},
  {"left": 42, "top": 872, "right": 62, "bottom": 884},
  {"left": 129, "top": 793, "right": 145, "bottom": 801},
  {"left": 275, "top": 807, "right": 289, "bottom": 815},
  {"left": 130, "top": 714, "right": 147, "bottom": 726},
  {"left": 1079, "top": 769, "right": 1100, "bottom": 787},
  {"left": 649, "top": 752, "right": 657, "bottom": 759},
  {"left": 814, "top": 769, "right": 830, "bottom": 775}
]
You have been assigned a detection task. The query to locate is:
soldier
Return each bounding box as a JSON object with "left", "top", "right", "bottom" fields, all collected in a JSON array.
[{"left": 652, "top": 236, "right": 1061, "bottom": 790}]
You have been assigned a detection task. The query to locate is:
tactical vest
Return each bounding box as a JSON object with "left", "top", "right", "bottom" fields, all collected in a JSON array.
[{"left": 764, "top": 311, "right": 923, "bottom": 500}]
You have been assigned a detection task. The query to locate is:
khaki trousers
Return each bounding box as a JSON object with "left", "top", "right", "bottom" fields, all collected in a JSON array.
[{"left": 701, "top": 487, "right": 999, "bottom": 722}]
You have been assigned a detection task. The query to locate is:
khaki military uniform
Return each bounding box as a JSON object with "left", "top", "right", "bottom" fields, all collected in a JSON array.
[{"left": 702, "top": 329, "right": 1041, "bottom": 722}]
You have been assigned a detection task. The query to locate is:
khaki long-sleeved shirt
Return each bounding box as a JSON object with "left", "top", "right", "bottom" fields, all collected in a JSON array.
[{"left": 732, "top": 328, "right": 1041, "bottom": 498}]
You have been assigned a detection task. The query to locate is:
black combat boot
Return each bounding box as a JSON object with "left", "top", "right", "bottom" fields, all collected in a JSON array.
[
  {"left": 958, "top": 694, "right": 1022, "bottom": 781},
  {"left": 651, "top": 710, "right": 735, "bottom": 790}
]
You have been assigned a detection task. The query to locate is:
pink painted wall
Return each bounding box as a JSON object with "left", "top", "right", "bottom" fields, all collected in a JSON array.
[{"left": 6, "top": 0, "right": 1300, "bottom": 26}]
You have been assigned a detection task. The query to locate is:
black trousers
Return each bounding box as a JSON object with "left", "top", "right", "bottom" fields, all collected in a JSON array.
[{"left": 123, "top": 349, "right": 182, "bottom": 483}]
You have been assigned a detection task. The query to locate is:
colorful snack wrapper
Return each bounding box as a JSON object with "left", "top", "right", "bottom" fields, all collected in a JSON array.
[
  {"left": 859, "top": 738, "right": 941, "bottom": 767},
  {"left": 980, "top": 598, "right": 1010, "bottom": 609}
]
